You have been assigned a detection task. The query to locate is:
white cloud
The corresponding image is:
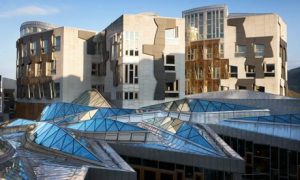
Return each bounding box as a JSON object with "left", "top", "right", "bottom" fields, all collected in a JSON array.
[{"left": 0, "top": 6, "right": 59, "bottom": 18}]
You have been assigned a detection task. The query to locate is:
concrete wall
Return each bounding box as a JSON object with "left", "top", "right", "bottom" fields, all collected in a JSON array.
[{"left": 222, "top": 14, "right": 287, "bottom": 95}]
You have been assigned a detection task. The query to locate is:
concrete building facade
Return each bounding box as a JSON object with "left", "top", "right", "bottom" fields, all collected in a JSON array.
[
  {"left": 0, "top": 76, "right": 16, "bottom": 122},
  {"left": 16, "top": 21, "right": 97, "bottom": 119},
  {"left": 95, "top": 13, "right": 185, "bottom": 109},
  {"left": 183, "top": 5, "right": 288, "bottom": 96}
]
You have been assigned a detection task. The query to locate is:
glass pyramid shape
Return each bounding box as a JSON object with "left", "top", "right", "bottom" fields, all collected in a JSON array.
[
  {"left": 31, "top": 122, "right": 102, "bottom": 163},
  {"left": 40, "top": 102, "right": 96, "bottom": 121}
]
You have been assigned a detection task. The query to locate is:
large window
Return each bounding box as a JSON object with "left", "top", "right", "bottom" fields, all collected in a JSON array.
[
  {"left": 164, "top": 55, "right": 175, "bottom": 72},
  {"left": 124, "top": 32, "right": 138, "bottom": 56},
  {"left": 91, "top": 63, "right": 106, "bottom": 76},
  {"left": 124, "top": 64, "right": 138, "bottom": 84},
  {"left": 165, "top": 27, "right": 179, "bottom": 45},
  {"left": 212, "top": 67, "right": 220, "bottom": 79},
  {"left": 235, "top": 45, "right": 247, "bottom": 57},
  {"left": 53, "top": 36, "right": 61, "bottom": 51},
  {"left": 35, "top": 63, "right": 42, "bottom": 77},
  {"left": 30, "top": 41, "right": 37, "bottom": 55},
  {"left": 41, "top": 39, "right": 49, "bottom": 54},
  {"left": 255, "top": 44, "right": 265, "bottom": 58}
]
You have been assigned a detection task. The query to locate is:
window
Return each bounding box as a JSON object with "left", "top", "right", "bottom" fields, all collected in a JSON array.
[
  {"left": 165, "top": 27, "right": 179, "bottom": 44},
  {"left": 235, "top": 45, "right": 247, "bottom": 57},
  {"left": 255, "top": 86, "right": 265, "bottom": 92},
  {"left": 245, "top": 65, "right": 255, "bottom": 77},
  {"left": 230, "top": 66, "right": 238, "bottom": 78},
  {"left": 53, "top": 36, "right": 61, "bottom": 51},
  {"left": 91, "top": 63, "right": 106, "bottom": 76},
  {"left": 124, "top": 91, "right": 138, "bottom": 100},
  {"left": 124, "top": 64, "right": 138, "bottom": 84},
  {"left": 41, "top": 39, "right": 49, "bottom": 54},
  {"left": 212, "top": 67, "right": 220, "bottom": 79},
  {"left": 21, "top": 43, "right": 27, "bottom": 58},
  {"left": 255, "top": 44, "right": 265, "bottom": 58},
  {"left": 35, "top": 63, "right": 42, "bottom": 77},
  {"left": 51, "top": 60, "right": 56, "bottom": 75},
  {"left": 165, "top": 80, "right": 179, "bottom": 98},
  {"left": 124, "top": 32, "right": 138, "bottom": 56},
  {"left": 199, "top": 13, "right": 204, "bottom": 39},
  {"left": 194, "top": 64, "right": 203, "bottom": 80},
  {"left": 164, "top": 55, "right": 175, "bottom": 71},
  {"left": 207, "top": 45, "right": 213, "bottom": 59},
  {"left": 207, "top": 12, "right": 212, "bottom": 39},
  {"left": 264, "top": 64, "right": 275, "bottom": 77},
  {"left": 110, "top": 33, "right": 122, "bottom": 60},
  {"left": 219, "top": 43, "right": 224, "bottom": 58},
  {"left": 30, "top": 41, "right": 37, "bottom": 55},
  {"left": 91, "top": 84, "right": 104, "bottom": 93},
  {"left": 55, "top": 83, "right": 60, "bottom": 98}
]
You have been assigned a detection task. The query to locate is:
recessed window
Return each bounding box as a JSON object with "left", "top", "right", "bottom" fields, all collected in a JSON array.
[
  {"left": 53, "top": 36, "right": 61, "bottom": 51},
  {"left": 164, "top": 55, "right": 175, "bottom": 71},
  {"left": 230, "top": 66, "right": 238, "bottom": 78},
  {"left": 235, "top": 45, "right": 247, "bottom": 57},
  {"left": 55, "top": 83, "right": 60, "bottom": 98},
  {"left": 91, "top": 63, "right": 106, "bottom": 76},
  {"left": 212, "top": 67, "right": 220, "bottom": 79},
  {"left": 165, "top": 80, "right": 179, "bottom": 98},
  {"left": 41, "top": 39, "right": 49, "bottom": 54},
  {"left": 124, "top": 64, "right": 138, "bottom": 84},
  {"left": 255, "top": 44, "right": 265, "bottom": 58},
  {"left": 30, "top": 41, "right": 37, "bottom": 55},
  {"left": 206, "top": 45, "right": 213, "bottom": 59},
  {"left": 264, "top": 64, "right": 275, "bottom": 77},
  {"left": 124, "top": 91, "right": 138, "bottom": 100},
  {"left": 245, "top": 65, "right": 255, "bottom": 77}
]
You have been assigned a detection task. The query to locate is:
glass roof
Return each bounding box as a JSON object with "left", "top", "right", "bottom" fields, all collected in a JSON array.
[
  {"left": 72, "top": 89, "right": 111, "bottom": 108},
  {"left": 233, "top": 114, "right": 300, "bottom": 125},
  {"left": 7, "top": 119, "right": 37, "bottom": 127},
  {"left": 140, "top": 122, "right": 224, "bottom": 157},
  {"left": 144, "top": 117, "right": 218, "bottom": 153},
  {"left": 67, "top": 118, "right": 145, "bottom": 132},
  {"left": 142, "top": 98, "right": 256, "bottom": 113},
  {"left": 219, "top": 120, "right": 300, "bottom": 141},
  {"left": 40, "top": 102, "right": 96, "bottom": 121},
  {"left": 30, "top": 122, "right": 102, "bottom": 163}
]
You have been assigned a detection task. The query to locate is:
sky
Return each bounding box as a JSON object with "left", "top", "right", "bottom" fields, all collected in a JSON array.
[{"left": 0, "top": 0, "right": 299, "bottom": 79}]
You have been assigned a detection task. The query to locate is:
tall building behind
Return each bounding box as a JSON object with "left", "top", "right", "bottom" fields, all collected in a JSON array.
[
  {"left": 183, "top": 5, "right": 288, "bottom": 95},
  {"left": 0, "top": 76, "right": 16, "bottom": 121},
  {"left": 16, "top": 21, "right": 97, "bottom": 119},
  {"left": 95, "top": 13, "right": 185, "bottom": 108}
]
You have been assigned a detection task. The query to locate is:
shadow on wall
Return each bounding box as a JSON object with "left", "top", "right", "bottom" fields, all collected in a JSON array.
[{"left": 112, "top": 52, "right": 185, "bottom": 109}]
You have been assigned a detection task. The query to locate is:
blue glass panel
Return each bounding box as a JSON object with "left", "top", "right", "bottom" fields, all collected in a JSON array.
[
  {"left": 192, "top": 102, "right": 205, "bottom": 112},
  {"left": 198, "top": 100, "right": 209, "bottom": 111},
  {"left": 107, "top": 122, "right": 119, "bottom": 131},
  {"left": 206, "top": 103, "right": 218, "bottom": 111},
  {"left": 220, "top": 104, "right": 233, "bottom": 111},
  {"left": 187, "top": 99, "right": 197, "bottom": 112}
]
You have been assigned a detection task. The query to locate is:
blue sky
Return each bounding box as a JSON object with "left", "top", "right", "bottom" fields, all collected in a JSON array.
[{"left": 0, "top": 0, "right": 299, "bottom": 79}]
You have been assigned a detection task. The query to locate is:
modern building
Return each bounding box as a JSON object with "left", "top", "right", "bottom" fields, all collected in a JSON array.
[
  {"left": 183, "top": 5, "right": 287, "bottom": 96},
  {"left": 16, "top": 21, "right": 98, "bottom": 119},
  {"left": 0, "top": 90, "right": 299, "bottom": 180},
  {"left": 94, "top": 13, "right": 185, "bottom": 109},
  {"left": 0, "top": 76, "right": 16, "bottom": 122}
]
